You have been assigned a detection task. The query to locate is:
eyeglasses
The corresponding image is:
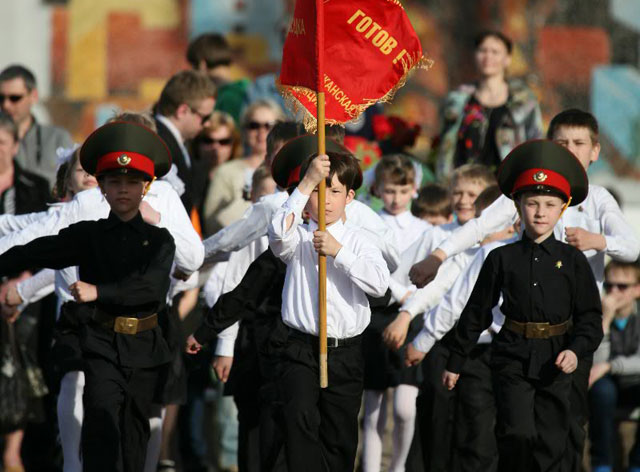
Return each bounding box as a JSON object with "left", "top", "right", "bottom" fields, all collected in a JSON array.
[
  {"left": 0, "top": 94, "right": 25, "bottom": 104},
  {"left": 190, "top": 108, "right": 210, "bottom": 126},
  {"left": 246, "top": 121, "right": 275, "bottom": 131},
  {"left": 201, "top": 137, "right": 232, "bottom": 146},
  {"left": 604, "top": 282, "right": 635, "bottom": 291}
]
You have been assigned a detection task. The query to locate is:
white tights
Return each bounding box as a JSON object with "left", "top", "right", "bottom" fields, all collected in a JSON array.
[
  {"left": 361, "top": 385, "right": 419, "bottom": 472},
  {"left": 56, "top": 370, "right": 164, "bottom": 472}
]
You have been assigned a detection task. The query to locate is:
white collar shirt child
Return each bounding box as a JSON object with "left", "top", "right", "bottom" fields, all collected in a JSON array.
[
  {"left": 269, "top": 188, "right": 390, "bottom": 338},
  {"left": 379, "top": 210, "right": 431, "bottom": 254}
]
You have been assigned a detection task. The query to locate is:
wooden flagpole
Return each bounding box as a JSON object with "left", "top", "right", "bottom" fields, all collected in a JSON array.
[{"left": 316, "top": 0, "right": 328, "bottom": 389}]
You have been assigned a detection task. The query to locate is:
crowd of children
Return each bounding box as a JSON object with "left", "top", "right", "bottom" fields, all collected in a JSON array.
[{"left": 1, "top": 31, "right": 640, "bottom": 472}]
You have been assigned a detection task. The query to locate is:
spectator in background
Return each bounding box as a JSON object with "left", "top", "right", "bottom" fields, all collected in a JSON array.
[
  {"left": 0, "top": 111, "right": 52, "bottom": 472},
  {"left": 0, "top": 65, "right": 73, "bottom": 190},
  {"left": 187, "top": 32, "right": 251, "bottom": 124},
  {"left": 154, "top": 70, "right": 216, "bottom": 213},
  {"left": 589, "top": 260, "right": 640, "bottom": 472},
  {"left": 192, "top": 111, "right": 241, "bottom": 232},
  {"left": 202, "top": 99, "right": 284, "bottom": 237},
  {"left": 433, "top": 31, "right": 542, "bottom": 179}
]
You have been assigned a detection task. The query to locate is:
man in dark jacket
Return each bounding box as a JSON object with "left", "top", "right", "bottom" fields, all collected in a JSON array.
[{"left": 589, "top": 260, "right": 640, "bottom": 472}]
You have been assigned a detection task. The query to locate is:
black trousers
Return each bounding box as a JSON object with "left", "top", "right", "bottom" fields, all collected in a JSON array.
[
  {"left": 562, "top": 354, "right": 593, "bottom": 472},
  {"left": 493, "top": 358, "right": 572, "bottom": 472},
  {"left": 416, "top": 342, "right": 455, "bottom": 472},
  {"left": 452, "top": 343, "right": 498, "bottom": 472},
  {"left": 81, "top": 355, "right": 159, "bottom": 472},
  {"left": 278, "top": 332, "right": 363, "bottom": 472}
]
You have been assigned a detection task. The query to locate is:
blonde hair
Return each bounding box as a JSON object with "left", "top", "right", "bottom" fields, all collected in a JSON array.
[
  {"left": 450, "top": 163, "right": 496, "bottom": 189},
  {"left": 198, "top": 110, "right": 241, "bottom": 160},
  {"left": 240, "top": 98, "right": 285, "bottom": 129}
]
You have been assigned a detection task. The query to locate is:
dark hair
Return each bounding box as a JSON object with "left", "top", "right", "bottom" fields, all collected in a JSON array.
[
  {"left": 411, "top": 183, "right": 452, "bottom": 219},
  {"left": 109, "top": 111, "right": 157, "bottom": 132},
  {"left": 605, "top": 259, "right": 640, "bottom": 284},
  {"left": 186, "top": 33, "right": 232, "bottom": 69},
  {"left": 251, "top": 163, "right": 273, "bottom": 191},
  {"left": 327, "top": 151, "right": 362, "bottom": 192},
  {"left": 266, "top": 121, "right": 306, "bottom": 160},
  {"left": 547, "top": 108, "right": 599, "bottom": 144},
  {"left": 474, "top": 31, "right": 513, "bottom": 54},
  {"left": 53, "top": 162, "right": 69, "bottom": 200},
  {"left": 474, "top": 185, "right": 502, "bottom": 216},
  {"left": 0, "top": 112, "right": 19, "bottom": 142},
  {"left": 156, "top": 70, "right": 216, "bottom": 117},
  {"left": 326, "top": 125, "right": 345, "bottom": 144},
  {"left": 0, "top": 64, "right": 37, "bottom": 91},
  {"left": 374, "top": 154, "right": 415, "bottom": 187}
]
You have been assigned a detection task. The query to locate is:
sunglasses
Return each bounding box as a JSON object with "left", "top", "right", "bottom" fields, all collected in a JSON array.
[
  {"left": 604, "top": 282, "right": 635, "bottom": 291},
  {"left": 201, "top": 137, "right": 232, "bottom": 146},
  {"left": 246, "top": 121, "right": 274, "bottom": 131},
  {"left": 0, "top": 94, "right": 25, "bottom": 103},
  {"left": 190, "top": 108, "right": 210, "bottom": 125}
]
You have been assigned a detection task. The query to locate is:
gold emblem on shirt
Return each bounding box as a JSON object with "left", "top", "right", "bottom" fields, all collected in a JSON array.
[
  {"left": 556, "top": 260, "right": 563, "bottom": 269},
  {"left": 533, "top": 171, "right": 548, "bottom": 183},
  {"left": 117, "top": 154, "right": 132, "bottom": 166}
]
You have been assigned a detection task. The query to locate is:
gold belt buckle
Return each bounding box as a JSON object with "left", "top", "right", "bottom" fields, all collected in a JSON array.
[
  {"left": 114, "top": 316, "right": 139, "bottom": 335},
  {"left": 526, "top": 322, "right": 550, "bottom": 339}
]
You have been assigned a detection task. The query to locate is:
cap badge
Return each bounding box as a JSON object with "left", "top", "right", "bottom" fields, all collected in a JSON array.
[
  {"left": 556, "top": 260, "right": 563, "bottom": 269},
  {"left": 533, "top": 171, "right": 548, "bottom": 183},
  {"left": 117, "top": 154, "right": 131, "bottom": 166}
]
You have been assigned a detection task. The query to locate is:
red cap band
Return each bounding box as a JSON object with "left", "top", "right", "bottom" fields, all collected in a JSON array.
[
  {"left": 512, "top": 168, "right": 571, "bottom": 200},
  {"left": 287, "top": 165, "right": 302, "bottom": 187},
  {"left": 95, "top": 151, "right": 155, "bottom": 178}
]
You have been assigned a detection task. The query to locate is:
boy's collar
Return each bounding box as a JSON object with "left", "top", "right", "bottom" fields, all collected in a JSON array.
[
  {"left": 521, "top": 231, "right": 560, "bottom": 255},
  {"left": 105, "top": 211, "right": 146, "bottom": 233}
]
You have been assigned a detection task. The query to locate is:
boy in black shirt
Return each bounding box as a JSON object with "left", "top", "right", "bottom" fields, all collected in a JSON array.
[
  {"left": 442, "top": 140, "right": 603, "bottom": 471},
  {"left": 0, "top": 121, "right": 175, "bottom": 472}
]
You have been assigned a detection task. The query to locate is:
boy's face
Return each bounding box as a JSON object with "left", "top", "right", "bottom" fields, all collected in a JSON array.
[
  {"left": 99, "top": 172, "right": 147, "bottom": 219},
  {"left": 552, "top": 125, "right": 600, "bottom": 170},
  {"left": 378, "top": 182, "right": 415, "bottom": 216},
  {"left": 518, "top": 193, "right": 565, "bottom": 240},
  {"left": 604, "top": 267, "right": 640, "bottom": 315},
  {"left": 305, "top": 174, "right": 355, "bottom": 225},
  {"left": 423, "top": 213, "right": 451, "bottom": 226},
  {"left": 451, "top": 178, "right": 486, "bottom": 225}
]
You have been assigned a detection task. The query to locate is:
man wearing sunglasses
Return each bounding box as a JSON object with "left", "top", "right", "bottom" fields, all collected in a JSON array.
[
  {"left": 0, "top": 65, "right": 73, "bottom": 190},
  {"left": 154, "top": 70, "right": 216, "bottom": 213},
  {"left": 588, "top": 259, "right": 640, "bottom": 472}
]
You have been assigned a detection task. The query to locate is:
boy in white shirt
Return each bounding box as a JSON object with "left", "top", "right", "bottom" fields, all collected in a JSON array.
[
  {"left": 361, "top": 154, "right": 429, "bottom": 472},
  {"left": 268, "top": 149, "right": 389, "bottom": 471}
]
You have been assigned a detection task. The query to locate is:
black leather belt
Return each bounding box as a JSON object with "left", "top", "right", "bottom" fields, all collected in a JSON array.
[
  {"left": 288, "top": 329, "right": 362, "bottom": 348},
  {"left": 504, "top": 318, "right": 569, "bottom": 339}
]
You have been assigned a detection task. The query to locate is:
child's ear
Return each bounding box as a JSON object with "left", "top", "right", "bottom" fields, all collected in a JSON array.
[{"left": 346, "top": 188, "right": 355, "bottom": 204}]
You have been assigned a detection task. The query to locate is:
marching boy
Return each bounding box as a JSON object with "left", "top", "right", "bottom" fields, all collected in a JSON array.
[
  {"left": 0, "top": 121, "right": 175, "bottom": 472},
  {"left": 268, "top": 148, "right": 390, "bottom": 471},
  {"left": 442, "top": 140, "right": 603, "bottom": 472}
]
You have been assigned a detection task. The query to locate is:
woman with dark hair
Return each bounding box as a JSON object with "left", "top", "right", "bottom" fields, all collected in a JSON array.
[{"left": 434, "top": 31, "right": 543, "bottom": 179}]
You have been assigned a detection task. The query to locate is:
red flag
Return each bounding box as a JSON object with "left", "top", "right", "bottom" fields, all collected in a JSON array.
[{"left": 279, "top": 0, "right": 432, "bottom": 130}]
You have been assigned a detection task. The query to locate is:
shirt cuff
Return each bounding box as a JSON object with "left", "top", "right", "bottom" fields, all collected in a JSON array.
[
  {"left": 400, "top": 297, "right": 422, "bottom": 319},
  {"left": 194, "top": 324, "right": 217, "bottom": 346},
  {"left": 436, "top": 242, "right": 453, "bottom": 259},
  {"left": 96, "top": 284, "right": 119, "bottom": 305},
  {"left": 285, "top": 188, "right": 310, "bottom": 215},
  {"left": 333, "top": 245, "right": 356, "bottom": 273},
  {"left": 214, "top": 337, "right": 236, "bottom": 357},
  {"left": 412, "top": 329, "right": 436, "bottom": 354}
]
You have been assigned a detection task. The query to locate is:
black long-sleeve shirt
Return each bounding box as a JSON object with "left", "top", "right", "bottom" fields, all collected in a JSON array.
[
  {"left": 0, "top": 211, "right": 175, "bottom": 368},
  {"left": 446, "top": 232, "right": 603, "bottom": 379}
]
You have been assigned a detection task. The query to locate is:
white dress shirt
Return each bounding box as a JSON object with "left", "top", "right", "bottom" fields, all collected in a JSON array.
[
  {"left": 269, "top": 189, "right": 390, "bottom": 338},
  {"left": 400, "top": 245, "right": 476, "bottom": 319},
  {"left": 436, "top": 185, "right": 640, "bottom": 289},
  {"left": 412, "top": 239, "right": 510, "bottom": 354},
  {"left": 204, "top": 190, "right": 400, "bottom": 272},
  {"left": 380, "top": 210, "right": 431, "bottom": 303}
]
